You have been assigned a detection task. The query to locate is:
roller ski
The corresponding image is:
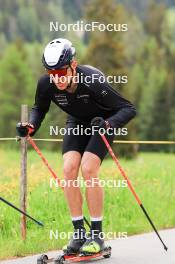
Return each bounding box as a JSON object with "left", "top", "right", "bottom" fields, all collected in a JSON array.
[
  {"left": 37, "top": 248, "right": 111, "bottom": 264},
  {"left": 37, "top": 231, "right": 111, "bottom": 263}
]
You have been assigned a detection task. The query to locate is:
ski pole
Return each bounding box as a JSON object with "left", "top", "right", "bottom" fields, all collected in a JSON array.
[
  {"left": 100, "top": 133, "right": 168, "bottom": 251},
  {"left": 27, "top": 136, "right": 63, "bottom": 189},
  {"left": 27, "top": 136, "right": 90, "bottom": 227},
  {"left": 0, "top": 196, "right": 43, "bottom": 226}
]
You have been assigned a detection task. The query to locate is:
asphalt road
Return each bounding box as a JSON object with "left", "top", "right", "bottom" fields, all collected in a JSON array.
[{"left": 1, "top": 229, "right": 175, "bottom": 264}]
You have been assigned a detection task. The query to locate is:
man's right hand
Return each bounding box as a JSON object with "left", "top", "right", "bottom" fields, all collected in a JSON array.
[{"left": 16, "top": 122, "right": 35, "bottom": 137}]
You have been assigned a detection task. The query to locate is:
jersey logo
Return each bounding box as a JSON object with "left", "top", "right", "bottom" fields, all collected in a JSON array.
[
  {"left": 76, "top": 94, "right": 90, "bottom": 99},
  {"left": 76, "top": 94, "right": 90, "bottom": 104},
  {"left": 101, "top": 90, "right": 108, "bottom": 97},
  {"left": 54, "top": 94, "right": 68, "bottom": 106}
]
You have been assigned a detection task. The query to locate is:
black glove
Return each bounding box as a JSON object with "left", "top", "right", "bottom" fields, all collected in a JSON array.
[
  {"left": 91, "top": 117, "right": 110, "bottom": 129},
  {"left": 16, "top": 122, "right": 35, "bottom": 137}
]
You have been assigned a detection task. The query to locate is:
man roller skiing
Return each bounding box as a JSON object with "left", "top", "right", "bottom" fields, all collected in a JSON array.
[{"left": 16, "top": 38, "right": 136, "bottom": 255}]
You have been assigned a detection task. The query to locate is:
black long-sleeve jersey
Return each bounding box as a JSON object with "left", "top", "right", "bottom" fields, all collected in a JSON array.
[{"left": 29, "top": 65, "right": 136, "bottom": 133}]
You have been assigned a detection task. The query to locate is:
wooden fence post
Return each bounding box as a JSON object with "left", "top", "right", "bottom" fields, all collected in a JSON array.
[{"left": 20, "top": 104, "right": 28, "bottom": 240}]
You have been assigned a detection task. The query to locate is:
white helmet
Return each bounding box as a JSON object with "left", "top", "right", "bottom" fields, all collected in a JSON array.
[{"left": 42, "top": 38, "right": 76, "bottom": 70}]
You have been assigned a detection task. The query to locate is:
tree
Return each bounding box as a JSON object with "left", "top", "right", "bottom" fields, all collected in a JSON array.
[
  {"left": 130, "top": 35, "right": 169, "bottom": 152},
  {"left": 83, "top": 0, "right": 127, "bottom": 81},
  {"left": 18, "top": 6, "right": 41, "bottom": 42},
  {"left": 0, "top": 43, "right": 34, "bottom": 137},
  {"left": 144, "top": 2, "right": 166, "bottom": 44},
  {"left": 83, "top": 0, "right": 137, "bottom": 157}
]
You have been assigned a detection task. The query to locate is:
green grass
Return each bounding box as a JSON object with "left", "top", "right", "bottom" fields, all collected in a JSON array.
[{"left": 0, "top": 148, "right": 175, "bottom": 259}]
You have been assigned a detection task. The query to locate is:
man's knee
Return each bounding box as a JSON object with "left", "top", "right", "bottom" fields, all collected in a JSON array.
[
  {"left": 81, "top": 152, "right": 101, "bottom": 180},
  {"left": 63, "top": 151, "right": 81, "bottom": 181},
  {"left": 63, "top": 161, "right": 79, "bottom": 181},
  {"left": 81, "top": 160, "right": 99, "bottom": 181},
  {"left": 81, "top": 161, "right": 93, "bottom": 175}
]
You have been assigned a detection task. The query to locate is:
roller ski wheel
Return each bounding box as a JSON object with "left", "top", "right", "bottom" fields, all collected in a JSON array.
[
  {"left": 103, "top": 246, "right": 112, "bottom": 258},
  {"left": 37, "top": 254, "right": 49, "bottom": 264},
  {"left": 54, "top": 254, "right": 65, "bottom": 264}
]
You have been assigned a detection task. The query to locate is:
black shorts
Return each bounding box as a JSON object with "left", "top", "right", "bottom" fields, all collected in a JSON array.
[{"left": 62, "top": 122, "right": 115, "bottom": 162}]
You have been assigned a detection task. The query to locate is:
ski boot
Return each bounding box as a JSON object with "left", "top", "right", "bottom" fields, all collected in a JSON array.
[
  {"left": 62, "top": 228, "right": 86, "bottom": 255},
  {"left": 79, "top": 231, "right": 111, "bottom": 258}
]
